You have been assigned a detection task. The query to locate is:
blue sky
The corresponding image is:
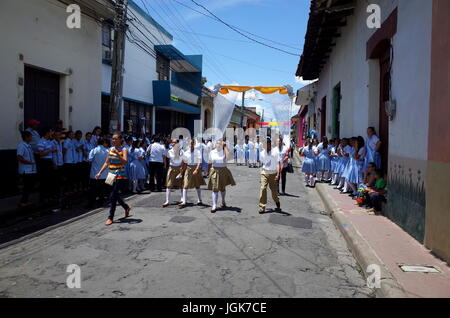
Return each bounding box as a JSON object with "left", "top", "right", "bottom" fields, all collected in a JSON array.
[{"left": 136, "top": 0, "right": 312, "bottom": 120}]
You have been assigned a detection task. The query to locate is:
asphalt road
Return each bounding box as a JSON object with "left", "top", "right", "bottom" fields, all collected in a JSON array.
[{"left": 0, "top": 165, "right": 374, "bottom": 298}]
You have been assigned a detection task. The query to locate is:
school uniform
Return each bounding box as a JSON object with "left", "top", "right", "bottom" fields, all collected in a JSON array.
[
  {"left": 63, "top": 138, "right": 76, "bottom": 192},
  {"left": 88, "top": 145, "right": 109, "bottom": 206},
  {"left": 330, "top": 146, "right": 341, "bottom": 185},
  {"left": 316, "top": 144, "right": 331, "bottom": 181},
  {"left": 243, "top": 142, "right": 250, "bottom": 165},
  {"left": 336, "top": 145, "right": 353, "bottom": 190},
  {"left": 52, "top": 139, "right": 65, "bottom": 199},
  {"left": 17, "top": 141, "right": 37, "bottom": 204},
  {"left": 208, "top": 149, "right": 236, "bottom": 211},
  {"left": 234, "top": 144, "right": 245, "bottom": 165},
  {"left": 301, "top": 147, "right": 317, "bottom": 187},
  {"left": 129, "top": 147, "right": 147, "bottom": 193},
  {"left": 366, "top": 135, "right": 381, "bottom": 169},
  {"left": 165, "top": 148, "right": 183, "bottom": 189},
  {"left": 248, "top": 141, "right": 257, "bottom": 167},
  {"left": 259, "top": 148, "right": 281, "bottom": 211},
  {"left": 73, "top": 139, "right": 84, "bottom": 190},
  {"left": 82, "top": 139, "right": 95, "bottom": 190},
  {"left": 182, "top": 149, "right": 205, "bottom": 189},
  {"left": 25, "top": 128, "right": 40, "bottom": 154},
  {"left": 37, "top": 137, "right": 55, "bottom": 202}
]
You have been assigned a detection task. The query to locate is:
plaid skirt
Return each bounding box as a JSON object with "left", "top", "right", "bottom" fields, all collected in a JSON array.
[
  {"left": 208, "top": 167, "right": 236, "bottom": 192},
  {"left": 166, "top": 166, "right": 183, "bottom": 188},
  {"left": 183, "top": 165, "right": 206, "bottom": 189}
]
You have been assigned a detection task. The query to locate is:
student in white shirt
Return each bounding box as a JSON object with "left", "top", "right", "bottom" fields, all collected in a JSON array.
[
  {"left": 17, "top": 131, "right": 37, "bottom": 207},
  {"left": 87, "top": 137, "right": 109, "bottom": 208},
  {"left": 258, "top": 138, "right": 281, "bottom": 214},
  {"left": 162, "top": 139, "right": 184, "bottom": 207},
  {"left": 179, "top": 139, "right": 206, "bottom": 208},
  {"left": 37, "top": 128, "right": 56, "bottom": 204},
  {"left": 207, "top": 140, "right": 236, "bottom": 213},
  {"left": 146, "top": 136, "right": 167, "bottom": 192}
]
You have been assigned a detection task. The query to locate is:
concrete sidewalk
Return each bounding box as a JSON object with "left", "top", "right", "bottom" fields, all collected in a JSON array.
[
  {"left": 292, "top": 147, "right": 450, "bottom": 298},
  {"left": 316, "top": 182, "right": 450, "bottom": 298}
]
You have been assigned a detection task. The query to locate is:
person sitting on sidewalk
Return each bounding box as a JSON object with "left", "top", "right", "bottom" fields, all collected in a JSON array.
[
  {"left": 363, "top": 162, "right": 377, "bottom": 187},
  {"left": 366, "top": 169, "right": 387, "bottom": 214}
]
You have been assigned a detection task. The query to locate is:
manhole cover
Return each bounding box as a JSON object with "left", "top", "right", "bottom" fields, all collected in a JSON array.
[
  {"left": 169, "top": 216, "right": 196, "bottom": 223},
  {"left": 399, "top": 264, "right": 441, "bottom": 273},
  {"left": 268, "top": 215, "right": 312, "bottom": 229}
]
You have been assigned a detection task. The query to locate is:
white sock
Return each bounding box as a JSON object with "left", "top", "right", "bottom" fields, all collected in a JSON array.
[
  {"left": 182, "top": 189, "right": 187, "bottom": 203},
  {"left": 165, "top": 188, "right": 171, "bottom": 203},
  {"left": 212, "top": 192, "right": 218, "bottom": 209},
  {"left": 338, "top": 177, "right": 345, "bottom": 189},
  {"left": 317, "top": 171, "right": 323, "bottom": 181},
  {"left": 343, "top": 181, "right": 350, "bottom": 193},
  {"left": 196, "top": 189, "right": 202, "bottom": 202},
  {"left": 132, "top": 180, "right": 138, "bottom": 192},
  {"left": 221, "top": 191, "right": 226, "bottom": 205},
  {"left": 309, "top": 175, "right": 316, "bottom": 187},
  {"left": 304, "top": 174, "right": 309, "bottom": 184}
]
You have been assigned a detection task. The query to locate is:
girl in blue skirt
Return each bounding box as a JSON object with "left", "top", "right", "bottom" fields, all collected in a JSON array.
[
  {"left": 317, "top": 137, "right": 331, "bottom": 182},
  {"left": 345, "top": 136, "right": 367, "bottom": 197},
  {"left": 300, "top": 139, "right": 317, "bottom": 187}
]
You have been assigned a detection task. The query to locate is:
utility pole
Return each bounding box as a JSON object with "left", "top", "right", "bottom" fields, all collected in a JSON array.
[
  {"left": 109, "top": 0, "right": 128, "bottom": 133},
  {"left": 239, "top": 91, "right": 245, "bottom": 128}
]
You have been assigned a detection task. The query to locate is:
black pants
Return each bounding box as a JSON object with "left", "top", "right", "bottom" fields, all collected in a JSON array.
[
  {"left": 38, "top": 159, "right": 54, "bottom": 202},
  {"left": 88, "top": 179, "right": 108, "bottom": 207},
  {"left": 277, "top": 167, "right": 288, "bottom": 194},
  {"left": 108, "top": 179, "right": 129, "bottom": 220},
  {"left": 64, "top": 164, "right": 76, "bottom": 192},
  {"left": 20, "top": 174, "right": 37, "bottom": 204},
  {"left": 148, "top": 162, "right": 164, "bottom": 191},
  {"left": 81, "top": 162, "right": 91, "bottom": 190}
]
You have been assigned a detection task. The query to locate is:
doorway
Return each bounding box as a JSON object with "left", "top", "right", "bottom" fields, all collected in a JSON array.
[
  {"left": 320, "top": 96, "right": 327, "bottom": 139},
  {"left": 332, "top": 83, "right": 341, "bottom": 139},
  {"left": 379, "top": 46, "right": 391, "bottom": 174},
  {"left": 24, "top": 66, "right": 60, "bottom": 133}
]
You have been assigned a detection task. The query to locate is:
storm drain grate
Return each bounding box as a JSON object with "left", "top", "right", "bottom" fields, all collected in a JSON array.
[
  {"left": 399, "top": 264, "right": 441, "bottom": 273},
  {"left": 169, "top": 216, "right": 196, "bottom": 224},
  {"left": 268, "top": 215, "right": 312, "bottom": 229}
]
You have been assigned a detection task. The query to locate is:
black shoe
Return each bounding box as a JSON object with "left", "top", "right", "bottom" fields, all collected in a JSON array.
[
  {"left": 211, "top": 208, "right": 217, "bottom": 214},
  {"left": 259, "top": 208, "right": 265, "bottom": 214},
  {"left": 275, "top": 202, "right": 281, "bottom": 211}
]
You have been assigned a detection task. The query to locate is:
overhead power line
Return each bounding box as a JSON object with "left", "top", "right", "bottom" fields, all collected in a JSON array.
[{"left": 170, "top": 0, "right": 302, "bottom": 52}]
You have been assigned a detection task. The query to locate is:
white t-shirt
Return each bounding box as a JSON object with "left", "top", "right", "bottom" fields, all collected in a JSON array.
[
  {"left": 208, "top": 149, "right": 227, "bottom": 167},
  {"left": 167, "top": 148, "right": 183, "bottom": 167},
  {"left": 260, "top": 149, "right": 280, "bottom": 173},
  {"left": 147, "top": 143, "right": 167, "bottom": 163},
  {"left": 182, "top": 149, "right": 202, "bottom": 166}
]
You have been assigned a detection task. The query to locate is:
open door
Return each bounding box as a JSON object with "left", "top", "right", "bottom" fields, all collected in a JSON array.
[{"left": 379, "top": 47, "right": 390, "bottom": 175}]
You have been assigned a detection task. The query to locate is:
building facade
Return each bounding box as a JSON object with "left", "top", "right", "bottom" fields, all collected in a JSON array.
[
  {"left": 0, "top": 0, "right": 115, "bottom": 197},
  {"left": 101, "top": 0, "right": 203, "bottom": 137},
  {"left": 296, "top": 0, "right": 450, "bottom": 263}
]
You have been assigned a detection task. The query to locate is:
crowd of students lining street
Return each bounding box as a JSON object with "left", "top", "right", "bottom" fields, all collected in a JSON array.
[
  {"left": 298, "top": 127, "right": 388, "bottom": 214},
  {"left": 16, "top": 119, "right": 294, "bottom": 224}
]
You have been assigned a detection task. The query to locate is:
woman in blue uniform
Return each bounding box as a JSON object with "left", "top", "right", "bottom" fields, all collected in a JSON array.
[
  {"left": 316, "top": 137, "right": 331, "bottom": 183},
  {"left": 300, "top": 138, "right": 317, "bottom": 187},
  {"left": 345, "top": 136, "right": 367, "bottom": 197},
  {"left": 129, "top": 140, "right": 147, "bottom": 193}
]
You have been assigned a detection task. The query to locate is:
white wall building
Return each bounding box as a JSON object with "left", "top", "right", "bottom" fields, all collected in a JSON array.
[
  {"left": 296, "top": 0, "right": 450, "bottom": 263},
  {"left": 0, "top": 0, "right": 115, "bottom": 196}
]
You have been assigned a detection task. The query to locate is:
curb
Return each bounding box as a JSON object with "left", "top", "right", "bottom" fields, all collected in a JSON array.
[
  {"left": 315, "top": 183, "right": 408, "bottom": 298},
  {"left": 0, "top": 194, "right": 138, "bottom": 251}
]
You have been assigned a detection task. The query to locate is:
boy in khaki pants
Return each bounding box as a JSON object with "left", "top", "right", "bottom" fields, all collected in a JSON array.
[{"left": 259, "top": 138, "right": 282, "bottom": 214}]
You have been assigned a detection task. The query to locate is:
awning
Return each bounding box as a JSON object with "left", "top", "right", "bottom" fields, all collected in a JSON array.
[
  {"left": 218, "top": 86, "right": 292, "bottom": 96},
  {"left": 155, "top": 45, "right": 200, "bottom": 73}
]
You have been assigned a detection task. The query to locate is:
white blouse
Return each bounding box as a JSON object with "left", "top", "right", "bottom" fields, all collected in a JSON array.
[
  {"left": 208, "top": 149, "right": 227, "bottom": 167},
  {"left": 182, "top": 149, "right": 202, "bottom": 166},
  {"left": 167, "top": 148, "right": 183, "bottom": 167}
]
